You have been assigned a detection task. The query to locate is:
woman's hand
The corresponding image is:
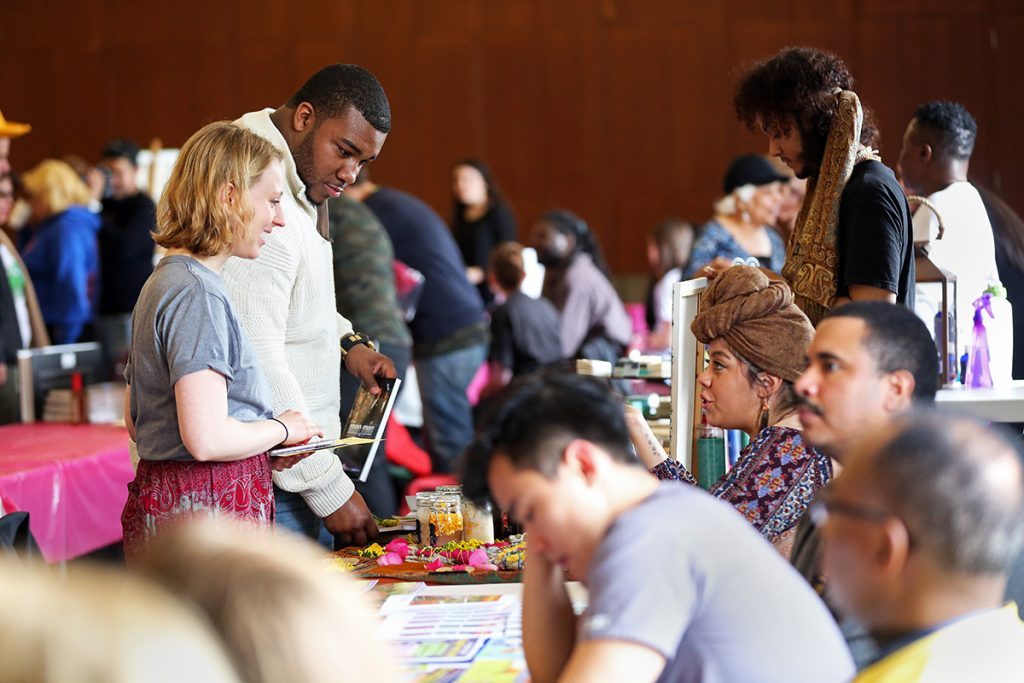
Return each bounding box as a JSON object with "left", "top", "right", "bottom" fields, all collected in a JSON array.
[
  {"left": 699, "top": 257, "right": 735, "bottom": 282},
  {"left": 275, "top": 409, "right": 323, "bottom": 446}
]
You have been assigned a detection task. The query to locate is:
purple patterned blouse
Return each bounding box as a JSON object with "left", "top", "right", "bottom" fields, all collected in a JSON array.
[{"left": 650, "top": 426, "right": 832, "bottom": 543}]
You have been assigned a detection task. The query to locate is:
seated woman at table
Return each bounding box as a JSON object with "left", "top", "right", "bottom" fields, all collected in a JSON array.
[
  {"left": 121, "top": 122, "right": 321, "bottom": 559},
  {"left": 643, "top": 218, "right": 695, "bottom": 351},
  {"left": 627, "top": 265, "right": 832, "bottom": 555},
  {"left": 136, "top": 520, "right": 402, "bottom": 683},
  {"left": 685, "top": 154, "right": 787, "bottom": 278}
]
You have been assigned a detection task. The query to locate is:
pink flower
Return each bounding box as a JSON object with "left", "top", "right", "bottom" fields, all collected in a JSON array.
[
  {"left": 425, "top": 558, "right": 445, "bottom": 571},
  {"left": 377, "top": 551, "right": 404, "bottom": 566},
  {"left": 384, "top": 538, "right": 410, "bottom": 560},
  {"left": 467, "top": 548, "right": 490, "bottom": 568}
]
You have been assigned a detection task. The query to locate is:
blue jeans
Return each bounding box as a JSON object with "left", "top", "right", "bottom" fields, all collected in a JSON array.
[
  {"left": 415, "top": 341, "right": 487, "bottom": 473},
  {"left": 273, "top": 487, "right": 334, "bottom": 549}
]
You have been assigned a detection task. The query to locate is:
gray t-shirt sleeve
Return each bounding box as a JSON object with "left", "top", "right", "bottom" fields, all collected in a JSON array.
[
  {"left": 579, "top": 507, "right": 698, "bottom": 659},
  {"left": 160, "top": 288, "right": 237, "bottom": 386}
]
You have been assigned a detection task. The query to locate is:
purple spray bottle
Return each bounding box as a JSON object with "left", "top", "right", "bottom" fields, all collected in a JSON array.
[{"left": 965, "top": 292, "right": 994, "bottom": 388}]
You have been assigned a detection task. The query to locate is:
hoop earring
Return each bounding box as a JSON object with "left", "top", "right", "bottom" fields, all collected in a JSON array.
[{"left": 758, "top": 398, "right": 770, "bottom": 432}]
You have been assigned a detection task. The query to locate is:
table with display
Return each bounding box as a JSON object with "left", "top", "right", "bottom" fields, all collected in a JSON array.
[
  {"left": 0, "top": 423, "right": 133, "bottom": 562},
  {"left": 336, "top": 530, "right": 532, "bottom": 682},
  {"left": 935, "top": 380, "right": 1024, "bottom": 423}
]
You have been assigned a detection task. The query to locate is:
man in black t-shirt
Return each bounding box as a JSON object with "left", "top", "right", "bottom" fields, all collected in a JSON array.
[
  {"left": 733, "top": 47, "right": 914, "bottom": 322},
  {"left": 97, "top": 138, "right": 156, "bottom": 376}
]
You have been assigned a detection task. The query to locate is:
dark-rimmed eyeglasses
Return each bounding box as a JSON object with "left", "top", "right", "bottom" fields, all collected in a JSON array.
[{"left": 809, "top": 494, "right": 895, "bottom": 528}]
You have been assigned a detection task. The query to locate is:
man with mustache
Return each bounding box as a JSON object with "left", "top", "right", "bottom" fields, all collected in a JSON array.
[{"left": 791, "top": 301, "right": 938, "bottom": 595}]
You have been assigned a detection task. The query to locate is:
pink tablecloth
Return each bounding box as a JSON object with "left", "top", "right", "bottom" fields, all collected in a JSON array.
[{"left": 0, "top": 424, "right": 133, "bottom": 562}]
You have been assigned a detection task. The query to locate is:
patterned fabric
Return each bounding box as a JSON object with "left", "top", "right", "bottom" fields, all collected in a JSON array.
[
  {"left": 783, "top": 89, "right": 881, "bottom": 325},
  {"left": 684, "top": 220, "right": 786, "bottom": 278},
  {"left": 122, "top": 454, "right": 273, "bottom": 561},
  {"left": 650, "top": 426, "right": 831, "bottom": 543}
]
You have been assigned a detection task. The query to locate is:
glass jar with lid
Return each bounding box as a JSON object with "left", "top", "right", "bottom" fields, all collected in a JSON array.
[
  {"left": 462, "top": 497, "right": 495, "bottom": 544},
  {"left": 415, "top": 492, "right": 436, "bottom": 545},
  {"left": 429, "top": 494, "right": 464, "bottom": 546}
]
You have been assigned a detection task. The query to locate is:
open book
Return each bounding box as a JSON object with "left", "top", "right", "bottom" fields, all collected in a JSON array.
[{"left": 269, "top": 378, "right": 401, "bottom": 483}]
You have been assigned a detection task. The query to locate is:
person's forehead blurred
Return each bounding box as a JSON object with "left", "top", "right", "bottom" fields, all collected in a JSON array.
[{"left": 812, "top": 317, "right": 873, "bottom": 367}]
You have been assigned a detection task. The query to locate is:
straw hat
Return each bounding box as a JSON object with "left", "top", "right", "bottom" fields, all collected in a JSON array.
[{"left": 0, "top": 110, "right": 31, "bottom": 138}]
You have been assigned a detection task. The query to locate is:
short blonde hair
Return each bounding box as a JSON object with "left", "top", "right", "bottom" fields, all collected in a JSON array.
[
  {"left": 156, "top": 121, "right": 283, "bottom": 257},
  {"left": 0, "top": 560, "right": 241, "bottom": 683},
  {"left": 22, "top": 159, "right": 92, "bottom": 215},
  {"left": 136, "top": 520, "right": 402, "bottom": 683}
]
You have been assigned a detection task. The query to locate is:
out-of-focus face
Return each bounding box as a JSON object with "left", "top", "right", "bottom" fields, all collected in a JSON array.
[
  {"left": 778, "top": 178, "right": 806, "bottom": 225},
  {"left": 896, "top": 119, "right": 926, "bottom": 196},
  {"left": 795, "top": 317, "right": 892, "bottom": 461},
  {"left": 697, "top": 338, "right": 762, "bottom": 432},
  {"left": 488, "top": 449, "right": 607, "bottom": 581},
  {"left": 27, "top": 189, "right": 49, "bottom": 222},
  {"left": 745, "top": 182, "right": 784, "bottom": 226},
  {"left": 0, "top": 138, "right": 10, "bottom": 176},
  {"left": 231, "top": 159, "right": 286, "bottom": 260},
  {"left": 0, "top": 176, "right": 13, "bottom": 226},
  {"left": 818, "top": 446, "right": 896, "bottom": 627},
  {"left": 452, "top": 164, "right": 488, "bottom": 208},
  {"left": 102, "top": 156, "right": 138, "bottom": 200},
  {"left": 291, "top": 106, "right": 387, "bottom": 206},
  {"left": 532, "top": 219, "right": 572, "bottom": 267},
  {"left": 760, "top": 115, "right": 811, "bottom": 179}
]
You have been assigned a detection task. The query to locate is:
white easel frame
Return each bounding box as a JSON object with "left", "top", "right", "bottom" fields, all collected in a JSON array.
[{"left": 669, "top": 277, "right": 708, "bottom": 469}]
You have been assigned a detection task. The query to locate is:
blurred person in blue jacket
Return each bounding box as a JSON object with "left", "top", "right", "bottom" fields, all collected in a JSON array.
[{"left": 19, "top": 159, "right": 99, "bottom": 344}]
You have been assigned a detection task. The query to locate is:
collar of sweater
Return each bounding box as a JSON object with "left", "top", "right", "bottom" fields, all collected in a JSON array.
[{"left": 235, "top": 108, "right": 317, "bottom": 224}]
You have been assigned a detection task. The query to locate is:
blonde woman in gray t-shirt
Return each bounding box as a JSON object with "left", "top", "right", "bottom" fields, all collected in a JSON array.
[{"left": 121, "top": 122, "right": 322, "bottom": 560}]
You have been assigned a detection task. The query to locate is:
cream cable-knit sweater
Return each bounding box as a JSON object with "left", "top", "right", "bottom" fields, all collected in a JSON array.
[{"left": 223, "top": 109, "right": 355, "bottom": 517}]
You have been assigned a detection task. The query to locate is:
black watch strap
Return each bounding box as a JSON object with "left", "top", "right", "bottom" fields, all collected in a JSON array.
[{"left": 340, "top": 332, "right": 376, "bottom": 357}]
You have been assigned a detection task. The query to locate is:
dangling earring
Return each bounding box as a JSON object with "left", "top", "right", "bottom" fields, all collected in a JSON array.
[
  {"left": 758, "top": 398, "right": 770, "bottom": 432},
  {"left": 739, "top": 204, "right": 751, "bottom": 223}
]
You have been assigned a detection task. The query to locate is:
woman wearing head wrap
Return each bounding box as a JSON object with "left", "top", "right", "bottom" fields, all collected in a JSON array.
[{"left": 627, "top": 265, "right": 831, "bottom": 554}]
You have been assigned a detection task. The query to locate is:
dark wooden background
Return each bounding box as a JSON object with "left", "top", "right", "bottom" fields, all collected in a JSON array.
[{"left": 2, "top": 0, "right": 1021, "bottom": 275}]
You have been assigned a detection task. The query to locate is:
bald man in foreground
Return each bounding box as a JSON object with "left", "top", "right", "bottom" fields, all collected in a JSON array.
[{"left": 818, "top": 413, "right": 1024, "bottom": 681}]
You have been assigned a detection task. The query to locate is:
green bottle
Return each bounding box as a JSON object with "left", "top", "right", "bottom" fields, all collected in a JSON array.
[{"left": 696, "top": 412, "right": 725, "bottom": 490}]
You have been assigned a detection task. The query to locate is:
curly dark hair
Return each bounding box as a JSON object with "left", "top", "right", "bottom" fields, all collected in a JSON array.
[
  {"left": 914, "top": 101, "right": 977, "bottom": 160},
  {"left": 287, "top": 64, "right": 391, "bottom": 134},
  {"left": 733, "top": 47, "right": 879, "bottom": 176}
]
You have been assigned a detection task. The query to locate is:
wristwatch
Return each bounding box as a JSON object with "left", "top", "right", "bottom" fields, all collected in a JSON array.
[{"left": 340, "top": 332, "right": 377, "bottom": 358}]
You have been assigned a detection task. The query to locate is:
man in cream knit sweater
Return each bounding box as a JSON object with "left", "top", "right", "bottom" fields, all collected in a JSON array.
[{"left": 223, "top": 65, "right": 395, "bottom": 548}]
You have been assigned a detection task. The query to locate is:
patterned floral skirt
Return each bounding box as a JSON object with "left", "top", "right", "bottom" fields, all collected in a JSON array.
[{"left": 121, "top": 454, "right": 274, "bottom": 561}]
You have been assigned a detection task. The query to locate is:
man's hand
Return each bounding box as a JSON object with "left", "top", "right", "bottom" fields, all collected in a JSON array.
[
  {"left": 269, "top": 451, "right": 314, "bottom": 472},
  {"left": 0, "top": 363, "right": 7, "bottom": 387},
  {"left": 323, "top": 491, "right": 378, "bottom": 547},
  {"left": 343, "top": 345, "right": 396, "bottom": 396}
]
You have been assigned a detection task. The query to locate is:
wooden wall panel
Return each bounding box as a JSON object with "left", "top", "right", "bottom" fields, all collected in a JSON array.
[{"left": 1, "top": 0, "right": 1020, "bottom": 276}]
